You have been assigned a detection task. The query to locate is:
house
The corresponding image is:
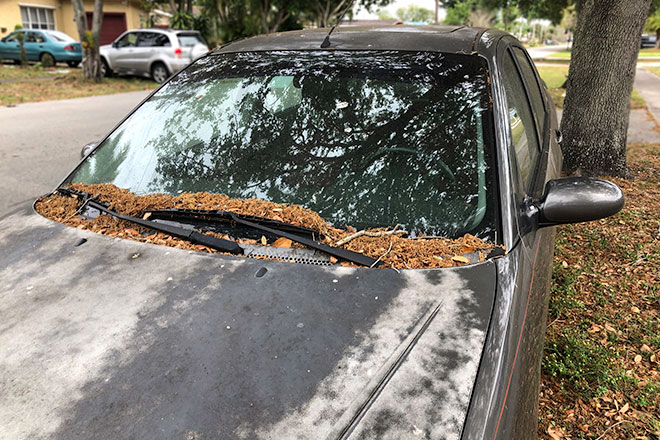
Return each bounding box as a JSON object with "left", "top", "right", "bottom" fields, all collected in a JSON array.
[{"left": 0, "top": 0, "right": 152, "bottom": 45}]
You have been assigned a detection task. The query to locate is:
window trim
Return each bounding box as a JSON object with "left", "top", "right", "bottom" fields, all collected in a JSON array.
[{"left": 19, "top": 5, "right": 56, "bottom": 30}]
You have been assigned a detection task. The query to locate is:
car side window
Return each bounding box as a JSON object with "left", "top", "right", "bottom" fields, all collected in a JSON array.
[
  {"left": 6, "top": 32, "right": 20, "bottom": 42},
  {"left": 513, "top": 47, "right": 546, "bottom": 136},
  {"left": 137, "top": 32, "right": 170, "bottom": 47},
  {"left": 26, "top": 32, "right": 45, "bottom": 43},
  {"left": 136, "top": 32, "right": 152, "bottom": 47},
  {"left": 117, "top": 32, "right": 137, "bottom": 48},
  {"left": 154, "top": 34, "right": 171, "bottom": 47},
  {"left": 501, "top": 50, "right": 540, "bottom": 191}
]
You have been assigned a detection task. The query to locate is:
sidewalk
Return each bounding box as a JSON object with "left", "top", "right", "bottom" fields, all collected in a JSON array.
[{"left": 634, "top": 68, "right": 660, "bottom": 126}]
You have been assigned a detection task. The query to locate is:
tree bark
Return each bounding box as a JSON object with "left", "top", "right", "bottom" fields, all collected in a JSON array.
[
  {"left": 71, "top": 0, "right": 104, "bottom": 82},
  {"left": 560, "top": 0, "right": 651, "bottom": 177},
  {"left": 656, "top": 27, "right": 660, "bottom": 48}
]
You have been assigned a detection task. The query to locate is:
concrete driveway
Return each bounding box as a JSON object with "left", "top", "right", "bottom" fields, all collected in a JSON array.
[{"left": 0, "top": 90, "right": 151, "bottom": 216}]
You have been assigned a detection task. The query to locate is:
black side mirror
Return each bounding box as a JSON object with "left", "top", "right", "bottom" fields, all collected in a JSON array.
[
  {"left": 112, "top": 41, "right": 118, "bottom": 48},
  {"left": 81, "top": 141, "right": 99, "bottom": 158},
  {"left": 537, "top": 177, "right": 624, "bottom": 227}
]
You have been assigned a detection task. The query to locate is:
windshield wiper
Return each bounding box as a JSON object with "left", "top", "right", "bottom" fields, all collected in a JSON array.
[
  {"left": 58, "top": 188, "right": 243, "bottom": 254},
  {"left": 145, "top": 208, "right": 382, "bottom": 267},
  {"left": 57, "top": 188, "right": 381, "bottom": 267}
]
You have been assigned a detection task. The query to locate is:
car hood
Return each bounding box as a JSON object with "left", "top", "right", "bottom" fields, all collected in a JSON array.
[{"left": 0, "top": 206, "right": 496, "bottom": 439}]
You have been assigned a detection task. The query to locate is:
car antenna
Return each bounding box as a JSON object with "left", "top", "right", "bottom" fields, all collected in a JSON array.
[{"left": 320, "top": 0, "right": 357, "bottom": 48}]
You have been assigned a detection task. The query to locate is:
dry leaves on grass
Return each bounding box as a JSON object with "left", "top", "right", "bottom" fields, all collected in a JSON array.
[
  {"left": 35, "top": 183, "right": 500, "bottom": 269},
  {"left": 539, "top": 143, "right": 660, "bottom": 440}
]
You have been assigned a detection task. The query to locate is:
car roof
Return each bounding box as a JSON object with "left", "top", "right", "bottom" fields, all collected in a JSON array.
[
  {"left": 128, "top": 28, "right": 201, "bottom": 34},
  {"left": 214, "top": 25, "right": 506, "bottom": 57}
]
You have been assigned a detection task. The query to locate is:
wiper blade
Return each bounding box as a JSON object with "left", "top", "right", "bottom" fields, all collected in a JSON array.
[
  {"left": 146, "top": 208, "right": 319, "bottom": 237},
  {"left": 58, "top": 188, "right": 243, "bottom": 255},
  {"left": 146, "top": 208, "right": 382, "bottom": 267}
]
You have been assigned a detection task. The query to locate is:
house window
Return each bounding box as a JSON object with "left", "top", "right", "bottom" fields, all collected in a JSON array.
[{"left": 20, "top": 6, "right": 55, "bottom": 30}]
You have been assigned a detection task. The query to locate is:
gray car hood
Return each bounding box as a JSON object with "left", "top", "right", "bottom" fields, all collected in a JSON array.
[{"left": 0, "top": 206, "right": 496, "bottom": 440}]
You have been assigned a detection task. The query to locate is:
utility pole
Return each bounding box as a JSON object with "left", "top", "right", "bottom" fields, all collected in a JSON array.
[{"left": 435, "top": 0, "right": 439, "bottom": 24}]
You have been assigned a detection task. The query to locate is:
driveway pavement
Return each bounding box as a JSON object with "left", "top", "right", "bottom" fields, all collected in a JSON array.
[{"left": 0, "top": 90, "right": 151, "bottom": 216}]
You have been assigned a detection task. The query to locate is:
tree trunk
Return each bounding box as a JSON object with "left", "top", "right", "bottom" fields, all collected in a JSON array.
[
  {"left": 71, "top": 0, "right": 104, "bottom": 82},
  {"left": 656, "top": 27, "right": 660, "bottom": 49},
  {"left": 560, "top": 0, "right": 651, "bottom": 177}
]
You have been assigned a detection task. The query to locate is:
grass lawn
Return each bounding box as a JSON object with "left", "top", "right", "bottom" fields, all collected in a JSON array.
[
  {"left": 536, "top": 65, "right": 646, "bottom": 109},
  {"left": 645, "top": 66, "right": 660, "bottom": 78},
  {"left": 548, "top": 48, "right": 660, "bottom": 60},
  {"left": 0, "top": 64, "right": 157, "bottom": 106},
  {"left": 538, "top": 142, "right": 660, "bottom": 439}
]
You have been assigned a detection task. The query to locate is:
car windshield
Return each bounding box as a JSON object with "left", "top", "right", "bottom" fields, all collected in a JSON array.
[
  {"left": 177, "top": 33, "right": 204, "bottom": 46},
  {"left": 45, "top": 30, "right": 75, "bottom": 42},
  {"left": 67, "top": 51, "right": 497, "bottom": 240}
]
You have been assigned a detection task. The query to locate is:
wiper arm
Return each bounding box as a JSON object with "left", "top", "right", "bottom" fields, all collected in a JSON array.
[
  {"left": 146, "top": 208, "right": 382, "bottom": 267},
  {"left": 58, "top": 188, "right": 243, "bottom": 255}
]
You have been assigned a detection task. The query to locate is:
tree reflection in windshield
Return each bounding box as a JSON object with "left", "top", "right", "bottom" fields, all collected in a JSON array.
[{"left": 69, "top": 51, "right": 497, "bottom": 239}]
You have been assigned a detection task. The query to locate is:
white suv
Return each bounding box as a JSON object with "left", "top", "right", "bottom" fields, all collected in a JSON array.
[{"left": 100, "top": 29, "right": 209, "bottom": 83}]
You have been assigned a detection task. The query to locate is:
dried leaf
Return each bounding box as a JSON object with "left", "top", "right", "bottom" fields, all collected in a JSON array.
[
  {"left": 641, "top": 344, "right": 652, "bottom": 353},
  {"left": 634, "top": 354, "right": 643, "bottom": 363},
  {"left": 272, "top": 237, "right": 292, "bottom": 248},
  {"left": 330, "top": 256, "right": 338, "bottom": 264},
  {"left": 452, "top": 255, "right": 470, "bottom": 264},
  {"left": 547, "top": 424, "right": 563, "bottom": 440},
  {"left": 620, "top": 403, "right": 630, "bottom": 414},
  {"left": 631, "top": 306, "right": 641, "bottom": 313},
  {"left": 260, "top": 235, "right": 267, "bottom": 245}
]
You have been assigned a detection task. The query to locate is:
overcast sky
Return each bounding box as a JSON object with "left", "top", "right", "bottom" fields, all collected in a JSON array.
[{"left": 355, "top": 0, "right": 446, "bottom": 20}]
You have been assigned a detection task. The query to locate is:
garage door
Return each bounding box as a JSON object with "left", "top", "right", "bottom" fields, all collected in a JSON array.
[{"left": 86, "top": 12, "right": 127, "bottom": 45}]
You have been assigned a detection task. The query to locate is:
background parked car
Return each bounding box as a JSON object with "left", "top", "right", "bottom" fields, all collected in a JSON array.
[
  {"left": 100, "top": 28, "right": 209, "bottom": 83},
  {"left": 0, "top": 29, "right": 81, "bottom": 67},
  {"left": 641, "top": 33, "right": 658, "bottom": 48}
]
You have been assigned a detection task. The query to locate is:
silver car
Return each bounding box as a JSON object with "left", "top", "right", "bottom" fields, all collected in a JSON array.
[{"left": 100, "top": 29, "right": 208, "bottom": 83}]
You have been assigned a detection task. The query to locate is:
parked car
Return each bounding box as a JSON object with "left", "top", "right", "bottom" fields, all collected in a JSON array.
[
  {"left": 100, "top": 28, "right": 209, "bottom": 83},
  {"left": 641, "top": 33, "right": 658, "bottom": 48},
  {"left": 0, "top": 26, "right": 623, "bottom": 439},
  {"left": 0, "top": 29, "right": 81, "bottom": 67}
]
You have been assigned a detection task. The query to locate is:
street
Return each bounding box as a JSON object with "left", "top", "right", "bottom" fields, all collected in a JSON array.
[{"left": 0, "top": 90, "right": 151, "bottom": 215}]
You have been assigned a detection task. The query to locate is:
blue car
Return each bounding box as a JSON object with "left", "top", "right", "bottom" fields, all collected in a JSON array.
[{"left": 0, "top": 29, "right": 82, "bottom": 67}]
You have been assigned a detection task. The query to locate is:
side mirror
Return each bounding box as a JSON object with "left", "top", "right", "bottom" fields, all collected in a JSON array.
[
  {"left": 112, "top": 41, "right": 118, "bottom": 48},
  {"left": 81, "top": 141, "right": 99, "bottom": 158},
  {"left": 538, "top": 177, "right": 624, "bottom": 227}
]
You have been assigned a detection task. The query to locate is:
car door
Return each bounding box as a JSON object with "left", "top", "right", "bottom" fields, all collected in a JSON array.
[
  {"left": 490, "top": 39, "right": 556, "bottom": 438},
  {"left": 134, "top": 32, "right": 159, "bottom": 74},
  {"left": 112, "top": 32, "right": 139, "bottom": 71},
  {"left": 25, "top": 31, "right": 46, "bottom": 61},
  {"left": 0, "top": 31, "right": 22, "bottom": 60}
]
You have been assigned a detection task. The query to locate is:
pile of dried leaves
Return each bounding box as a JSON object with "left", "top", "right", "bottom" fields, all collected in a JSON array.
[
  {"left": 35, "top": 183, "right": 498, "bottom": 269},
  {"left": 539, "top": 143, "right": 660, "bottom": 440}
]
